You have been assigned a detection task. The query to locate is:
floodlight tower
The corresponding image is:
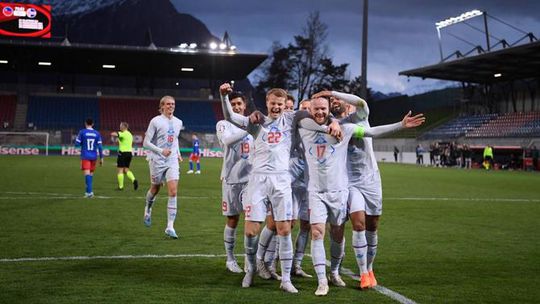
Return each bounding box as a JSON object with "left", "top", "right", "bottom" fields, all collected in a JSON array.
[
  {"left": 435, "top": 9, "right": 490, "bottom": 61},
  {"left": 360, "top": 0, "right": 368, "bottom": 100}
]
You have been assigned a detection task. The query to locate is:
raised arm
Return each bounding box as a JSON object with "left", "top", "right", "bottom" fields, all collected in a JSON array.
[
  {"left": 219, "top": 83, "right": 251, "bottom": 129},
  {"left": 216, "top": 121, "right": 249, "bottom": 146},
  {"left": 359, "top": 111, "right": 425, "bottom": 138}
]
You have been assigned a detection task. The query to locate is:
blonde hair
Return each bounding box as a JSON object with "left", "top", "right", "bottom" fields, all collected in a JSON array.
[
  {"left": 120, "top": 122, "right": 129, "bottom": 130},
  {"left": 159, "top": 95, "right": 175, "bottom": 113},
  {"left": 266, "top": 88, "right": 288, "bottom": 100}
]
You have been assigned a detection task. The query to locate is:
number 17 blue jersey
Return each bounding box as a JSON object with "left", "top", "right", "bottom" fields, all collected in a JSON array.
[{"left": 75, "top": 128, "right": 103, "bottom": 160}]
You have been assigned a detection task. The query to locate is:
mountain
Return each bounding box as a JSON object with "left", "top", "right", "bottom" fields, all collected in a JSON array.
[
  {"left": 27, "top": 0, "right": 130, "bottom": 17},
  {"left": 371, "top": 91, "right": 403, "bottom": 101},
  {"left": 26, "top": 0, "right": 218, "bottom": 47}
]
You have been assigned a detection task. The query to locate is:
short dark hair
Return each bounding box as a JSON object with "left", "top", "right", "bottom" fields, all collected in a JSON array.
[
  {"left": 287, "top": 94, "right": 295, "bottom": 103},
  {"left": 85, "top": 118, "right": 94, "bottom": 126},
  {"left": 229, "top": 91, "right": 246, "bottom": 103}
]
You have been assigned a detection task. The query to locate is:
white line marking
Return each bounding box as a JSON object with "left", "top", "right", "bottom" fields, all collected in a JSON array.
[
  {"left": 337, "top": 264, "right": 418, "bottom": 304},
  {"left": 2, "top": 252, "right": 416, "bottom": 303},
  {"left": 0, "top": 253, "right": 228, "bottom": 263},
  {"left": 3, "top": 192, "right": 536, "bottom": 203},
  {"left": 0, "top": 191, "right": 214, "bottom": 200},
  {"left": 314, "top": 256, "right": 418, "bottom": 304},
  {"left": 385, "top": 197, "right": 540, "bottom": 203}
]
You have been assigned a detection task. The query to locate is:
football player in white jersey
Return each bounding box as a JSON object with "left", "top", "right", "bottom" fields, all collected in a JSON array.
[
  {"left": 219, "top": 83, "right": 341, "bottom": 293},
  {"left": 298, "top": 96, "right": 425, "bottom": 296},
  {"left": 314, "top": 90, "right": 425, "bottom": 289},
  {"left": 142, "top": 96, "right": 184, "bottom": 239},
  {"left": 216, "top": 91, "right": 253, "bottom": 273}
]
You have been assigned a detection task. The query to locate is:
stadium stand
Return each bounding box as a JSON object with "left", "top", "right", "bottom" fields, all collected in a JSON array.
[
  {"left": 99, "top": 97, "right": 158, "bottom": 132},
  {"left": 422, "top": 114, "right": 498, "bottom": 139},
  {"left": 26, "top": 95, "right": 100, "bottom": 130},
  {"left": 467, "top": 112, "right": 540, "bottom": 138},
  {"left": 0, "top": 95, "right": 17, "bottom": 129},
  {"left": 175, "top": 101, "right": 218, "bottom": 132}
]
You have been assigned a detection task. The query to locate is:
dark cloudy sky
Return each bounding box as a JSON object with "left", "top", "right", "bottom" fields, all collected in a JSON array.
[{"left": 172, "top": 0, "right": 540, "bottom": 95}]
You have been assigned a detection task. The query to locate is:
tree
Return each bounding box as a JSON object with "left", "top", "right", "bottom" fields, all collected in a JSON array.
[
  {"left": 310, "top": 57, "right": 349, "bottom": 94},
  {"left": 256, "top": 11, "right": 373, "bottom": 103},
  {"left": 288, "top": 11, "right": 328, "bottom": 101},
  {"left": 256, "top": 42, "right": 292, "bottom": 94},
  {"left": 347, "top": 75, "right": 374, "bottom": 102}
]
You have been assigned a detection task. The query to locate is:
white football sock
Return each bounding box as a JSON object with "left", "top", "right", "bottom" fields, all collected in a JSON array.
[
  {"left": 352, "top": 230, "right": 368, "bottom": 274},
  {"left": 366, "top": 230, "right": 378, "bottom": 272},
  {"left": 311, "top": 238, "right": 328, "bottom": 284},
  {"left": 330, "top": 236, "right": 345, "bottom": 275},
  {"left": 224, "top": 225, "right": 237, "bottom": 262},
  {"left": 166, "top": 196, "right": 177, "bottom": 229},
  {"left": 294, "top": 229, "right": 309, "bottom": 267},
  {"left": 145, "top": 190, "right": 156, "bottom": 216},
  {"left": 277, "top": 234, "right": 293, "bottom": 283},
  {"left": 244, "top": 235, "right": 258, "bottom": 273},
  {"left": 256, "top": 226, "right": 275, "bottom": 261}
]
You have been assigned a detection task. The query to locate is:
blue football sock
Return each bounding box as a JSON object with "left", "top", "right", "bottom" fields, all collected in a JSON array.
[
  {"left": 189, "top": 162, "right": 193, "bottom": 170},
  {"left": 196, "top": 162, "right": 200, "bottom": 171},
  {"left": 85, "top": 174, "right": 93, "bottom": 193}
]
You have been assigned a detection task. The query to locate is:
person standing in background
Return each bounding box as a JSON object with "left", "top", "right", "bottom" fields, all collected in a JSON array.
[{"left": 111, "top": 122, "right": 138, "bottom": 191}]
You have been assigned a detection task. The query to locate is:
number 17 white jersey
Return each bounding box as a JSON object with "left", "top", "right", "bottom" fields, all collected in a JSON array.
[{"left": 299, "top": 123, "right": 360, "bottom": 192}]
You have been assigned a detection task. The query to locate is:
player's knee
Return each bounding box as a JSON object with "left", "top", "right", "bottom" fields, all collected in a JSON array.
[
  {"left": 311, "top": 225, "right": 325, "bottom": 240},
  {"left": 352, "top": 221, "right": 366, "bottom": 231},
  {"left": 276, "top": 226, "right": 291, "bottom": 236},
  {"left": 227, "top": 216, "right": 240, "bottom": 228}
]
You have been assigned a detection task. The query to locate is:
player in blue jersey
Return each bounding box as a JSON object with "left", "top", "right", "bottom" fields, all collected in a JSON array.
[
  {"left": 74, "top": 118, "right": 104, "bottom": 198},
  {"left": 187, "top": 134, "right": 201, "bottom": 174}
]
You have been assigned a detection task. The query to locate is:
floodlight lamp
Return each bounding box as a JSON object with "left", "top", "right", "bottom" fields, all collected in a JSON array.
[
  {"left": 189, "top": 43, "right": 197, "bottom": 49},
  {"left": 181, "top": 67, "right": 194, "bottom": 72},
  {"left": 179, "top": 43, "right": 188, "bottom": 48},
  {"left": 436, "top": 9, "right": 483, "bottom": 29},
  {"left": 102, "top": 64, "right": 116, "bottom": 69},
  {"left": 0, "top": 60, "right": 8, "bottom": 64},
  {"left": 38, "top": 61, "right": 52, "bottom": 66},
  {"left": 219, "top": 43, "right": 227, "bottom": 50},
  {"left": 230, "top": 45, "right": 237, "bottom": 51},
  {"left": 494, "top": 73, "right": 502, "bottom": 78},
  {"left": 209, "top": 42, "right": 218, "bottom": 50}
]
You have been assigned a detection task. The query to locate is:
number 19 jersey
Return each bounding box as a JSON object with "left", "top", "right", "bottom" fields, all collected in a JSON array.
[{"left": 216, "top": 120, "right": 253, "bottom": 184}]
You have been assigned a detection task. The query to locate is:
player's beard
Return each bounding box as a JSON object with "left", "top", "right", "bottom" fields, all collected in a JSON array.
[{"left": 331, "top": 104, "right": 346, "bottom": 117}]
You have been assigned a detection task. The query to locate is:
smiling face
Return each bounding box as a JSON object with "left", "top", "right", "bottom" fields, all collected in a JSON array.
[
  {"left": 160, "top": 96, "right": 176, "bottom": 117},
  {"left": 310, "top": 97, "right": 330, "bottom": 125},
  {"left": 266, "top": 93, "right": 287, "bottom": 119},
  {"left": 230, "top": 97, "right": 246, "bottom": 115},
  {"left": 330, "top": 97, "right": 346, "bottom": 117}
]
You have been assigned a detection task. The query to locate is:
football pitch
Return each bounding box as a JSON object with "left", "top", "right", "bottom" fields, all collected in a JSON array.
[{"left": 1, "top": 156, "right": 539, "bottom": 303}]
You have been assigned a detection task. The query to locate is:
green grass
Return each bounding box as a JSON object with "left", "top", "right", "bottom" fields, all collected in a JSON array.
[{"left": 1, "top": 156, "right": 539, "bottom": 303}]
